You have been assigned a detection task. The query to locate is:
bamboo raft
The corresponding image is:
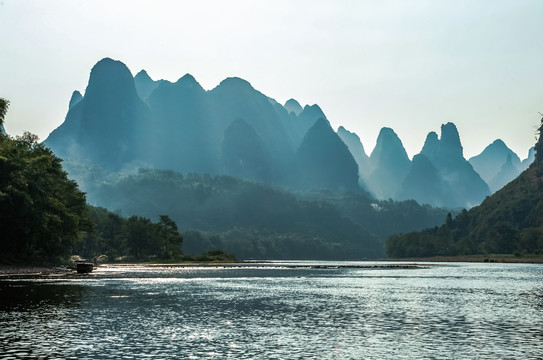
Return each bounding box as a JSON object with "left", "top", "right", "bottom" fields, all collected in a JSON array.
[{"left": 76, "top": 262, "right": 94, "bottom": 274}]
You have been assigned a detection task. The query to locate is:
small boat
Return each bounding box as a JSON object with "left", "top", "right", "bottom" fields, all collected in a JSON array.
[{"left": 76, "top": 262, "right": 94, "bottom": 274}]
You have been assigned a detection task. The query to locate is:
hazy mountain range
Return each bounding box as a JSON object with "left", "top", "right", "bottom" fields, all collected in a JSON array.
[
  {"left": 468, "top": 139, "right": 534, "bottom": 193},
  {"left": 386, "top": 118, "right": 543, "bottom": 258},
  {"left": 45, "top": 58, "right": 534, "bottom": 210}
]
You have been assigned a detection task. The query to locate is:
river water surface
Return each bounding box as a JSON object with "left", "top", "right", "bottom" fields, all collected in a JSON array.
[{"left": 1, "top": 261, "right": 542, "bottom": 359}]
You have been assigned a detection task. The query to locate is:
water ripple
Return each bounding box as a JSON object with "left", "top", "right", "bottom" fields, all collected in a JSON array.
[{"left": 1, "top": 262, "right": 542, "bottom": 359}]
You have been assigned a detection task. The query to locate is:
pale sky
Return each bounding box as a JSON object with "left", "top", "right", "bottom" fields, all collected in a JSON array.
[{"left": 1, "top": 0, "right": 542, "bottom": 159}]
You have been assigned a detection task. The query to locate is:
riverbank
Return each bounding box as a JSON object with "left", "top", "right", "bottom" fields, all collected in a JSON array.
[
  {"left": 0, "top": 261, "right": 423, "bottom": 276},
  {"left": 0, "top": 265, "right": 73, "bottom": 277},
  {"left": 389, "top": 254, "right": 543, "bottom": 263},
  {"left": 2, "top": 255, "right": 542, "bottom": 277}
]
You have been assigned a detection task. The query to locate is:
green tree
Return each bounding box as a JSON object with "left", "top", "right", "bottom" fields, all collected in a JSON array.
[
  {"left": 122, "top": 216, "right": 154, "bottom": 259},
  {"left": 0, "top": 124, "right": 92, "bottom": 263},
  {"left": 482, "top": 222, "right": 519, "bottom": 254},
  {"left": 79, "top": 206, "right": 185, "bottom": 261},
  {"left": 158, "top": 214, "right": 183, "bottom": 259},
  {"left": 0, "top": 98, "right": 9, "bottom": 127}
]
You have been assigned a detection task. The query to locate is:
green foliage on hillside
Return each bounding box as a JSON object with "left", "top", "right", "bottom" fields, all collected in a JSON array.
[
  {"left": 0, "top": 127, "right": 91, "bottom": 263},
  {"left": 63, "top": 164, "right": 451, "bottom": 260},
  {"left": 386, "top": 117, "right": 543, "bottom": 258},
  {"left": 78, "top": 206, "right": 183, "bottom": 261},
  {"left": 180, "top": 249, "right": 238, "bottom": 263},
  {"left": 85, "top": 170, "right": 384, "bottom": 259},
  {"left": 300, "top": 191, "right": 454, "bottom": 240}
]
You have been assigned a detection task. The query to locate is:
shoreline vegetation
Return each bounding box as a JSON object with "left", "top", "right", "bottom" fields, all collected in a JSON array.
[
  {"left": 388, "top": 254, "right": 543, "bottom": 264},
  {"left": 2, "top": 255, "right": 542, "bottom": 277}
]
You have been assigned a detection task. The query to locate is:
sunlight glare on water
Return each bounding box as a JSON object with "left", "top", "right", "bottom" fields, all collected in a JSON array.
[{"left": 1, "top": 262, "right": 542, "bottom": 359}]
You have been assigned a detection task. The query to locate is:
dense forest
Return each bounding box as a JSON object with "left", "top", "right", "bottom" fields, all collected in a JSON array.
[
  {"left": 75, "top": 168, "right": 384, "bottom": 259},
  {"left": 80, "top": 207, "right": 183, "bottom": 261},
  {"left": 0, "top": 98, "right": 91, "bottom": 263},
  {"left": 386, "top": 117, "right": 543, "bottom": 258},
  {"left": 64, "top": 162, "right": 451, "bottom": 259},
  {"left": 80, "top": 206, "right": 236, "bottom": 262}
]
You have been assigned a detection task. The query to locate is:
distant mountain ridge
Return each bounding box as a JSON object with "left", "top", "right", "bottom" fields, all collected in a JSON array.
[
  {"left": 398, "top": 123, "right": 490, "bottom": 208},
  {"left": 386, "top": 117, "right": 543, "bottom": 258},
  {"left": 337, "top": 126, "right": 370, "bottom": 185},
  {"left": 45, "top": 58, "right": 533, "bottom": 210},
  {"left": 46, "top": 58, "right": 348, "bottom": 191},
  {"left": 468, "top": 139, "right": 531, "bottom": 193},
  {"left": 46, "top": 58, "right": 152, "bottom": 169},
  {"left": 365, "top": 127, "right": 411, "bottom": 200},
  {"left": 294, "top": 118, "right": 359, "bottom": 191}
]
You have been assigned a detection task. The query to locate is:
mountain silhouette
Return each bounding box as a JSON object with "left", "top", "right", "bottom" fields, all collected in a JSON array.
[
  {"left": 45, "top": 58, "right": 527, "bottom": 207},
  {"left": 387, "top": 117, "right": 543, "bottom": 257},
  {"left": 45, "top": 58, "right": 356, "bottom": 192},
  {"left": 413, "top": 122, "right": 490, "bottom": 208},
  {"left": 364, "top": 127, "right": 411, "bottom": 199},
  {"left": 398, "top": 153, "right": 449, "bottom": 207},
  {"left": 288, "top": 104, "right": 327, "bottom": 147},
  {"left": 68, "top": 90, "right": 82, "bottom": 110},
  {"left": 221, "top": 118, "right": 276, "bottom": 182},
  {"left": 521, "top": 147, "right": 535, "bottom": 171},
  {"left": 134, "top": 70, "right": 161, "bottom": 100},
  {"left": 45, "top": 58, "right": 152, "bottom": 170},
  {"left": 294, "top": 118, "right": 359, "bottom": 191},
  {"left": 468, "top": 139, "right": 524, "bottom": 192},
  {"left": 145, "top": 73, "right": 217, "bottom": 174},
  {"left": 208, "top": 77, "right": 296, "bottom": 170},
  {"left": 284, "top": 98, "right": 303, "bottom": 116},
  {"left": 488, "top": 153, "right": 521, "bottom": 192},
  {"left": 421, "top": 123, "right": 462, "bottom": 166},
  {"left": 337, "top": 126, "right": 370, "bottom": 181}
]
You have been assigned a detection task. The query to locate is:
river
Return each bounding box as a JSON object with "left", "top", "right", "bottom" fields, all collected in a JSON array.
[{"left": 1, "top": 261, "right": 542, "bottom": 359}]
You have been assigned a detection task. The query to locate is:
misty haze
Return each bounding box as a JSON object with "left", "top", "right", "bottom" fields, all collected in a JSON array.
[{"left": 1, "top": 1, "right": 543, "bottom": 359}]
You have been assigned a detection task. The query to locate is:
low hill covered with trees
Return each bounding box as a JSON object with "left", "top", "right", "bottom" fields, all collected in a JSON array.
[
  {"left": 80, "top": 206, "right": 236, "bottom": 262},
  {"left": 64, "top": 163, "right": 451, "bottom": 260},
  {"left": 386, "top": 117, "right": 543, "bottom": 258}
]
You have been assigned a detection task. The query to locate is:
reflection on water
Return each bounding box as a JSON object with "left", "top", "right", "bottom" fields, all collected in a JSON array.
[
  {"left": 1, "top": 262, "right": 543, "bottom": 359},
  {"left": 0, "top": 282, "right": 85, "bottom": 310},
  {"left": 0, "top": 282, "right": 86, "bottom": 359}
]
